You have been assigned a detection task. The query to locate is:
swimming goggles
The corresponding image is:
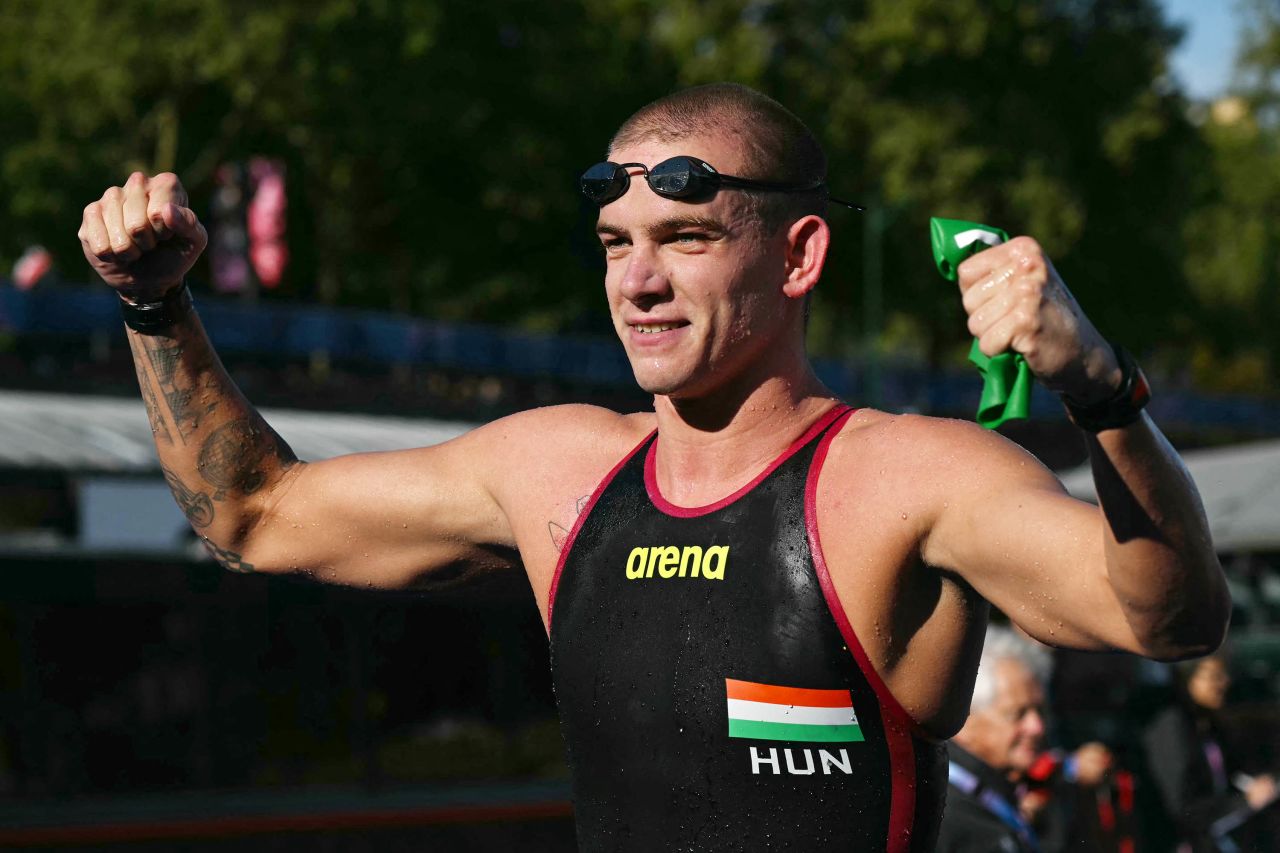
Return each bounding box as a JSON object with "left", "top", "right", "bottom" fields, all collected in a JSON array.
[{"left": 580, "top": 155, "right": 861, "bottom": 209}]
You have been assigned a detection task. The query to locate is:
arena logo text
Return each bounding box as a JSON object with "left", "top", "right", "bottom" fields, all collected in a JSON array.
[{"left": 625, "top": 545, "right": 729, "bottom": 580}]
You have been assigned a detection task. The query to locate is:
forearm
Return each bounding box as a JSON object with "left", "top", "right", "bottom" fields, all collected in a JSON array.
[
  {"left": 127, "top": 305, "right": 299, "bottom": 573},
  {"left": 1087, "top": 414, "right": 1228, "bottom": 658}
]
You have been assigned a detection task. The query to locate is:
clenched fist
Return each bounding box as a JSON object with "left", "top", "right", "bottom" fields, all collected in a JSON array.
[
  {"left": 957, "top": 236, "right": 1121, "bottom": 407},
  {"left": 78, "top": 172, "right": 207, "bottom": 301}
]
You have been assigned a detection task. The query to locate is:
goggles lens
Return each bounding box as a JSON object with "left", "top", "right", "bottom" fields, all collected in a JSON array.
[
  {"left": 578, "top": 155, "right": 858, "bottom": 209},
  {"left": 580, "top": 161, "right": 629, "bottom": 205},
  {"left": 647, "top": 157, "right": 703, "bottom": 198},
  {"left": 578, "top": 156, "right": 722, "bottom": 205}
]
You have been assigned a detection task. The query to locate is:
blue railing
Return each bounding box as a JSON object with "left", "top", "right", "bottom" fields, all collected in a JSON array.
[{"left": 3, "top": 283, "right": 1278, "bottom": 433}]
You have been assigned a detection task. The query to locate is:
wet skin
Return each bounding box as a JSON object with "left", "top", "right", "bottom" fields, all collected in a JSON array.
[{"left": 80, "top": 141, "right": 1225, "bottom": 741}]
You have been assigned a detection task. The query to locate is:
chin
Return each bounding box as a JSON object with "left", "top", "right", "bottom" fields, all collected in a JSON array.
[
  {"left": 627, "top": 359, "right": 694, "bottom": 397},
  {"left": 632, "top": 373, "right": 686, "bottom": 397},
  {"left": 1009, "top": 752, "right": 1038, "bottom": 775}
]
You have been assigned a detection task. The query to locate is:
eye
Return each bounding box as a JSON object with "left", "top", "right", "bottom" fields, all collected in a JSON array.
[
  {"left": 600, "top": 236, "right": 630, "bottom": 255},
  {"left": 671, "top": 231, "right": 708, "bottom": 245}
]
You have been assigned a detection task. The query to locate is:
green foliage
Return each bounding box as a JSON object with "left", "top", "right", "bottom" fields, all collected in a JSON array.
[
  {"left": 1177, "top": 0, "right": 1280, "bottom": 379},
  {"left": 0, "top": 0, "right": 1272, "bottom": 384}
]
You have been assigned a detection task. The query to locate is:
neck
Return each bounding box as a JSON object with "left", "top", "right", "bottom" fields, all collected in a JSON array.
[
  {"left": 648, "top": 358, "right": 838, "bottom": 506},
  {"left": 952, "top": 743, "right": 1018, "bottom": 790}
]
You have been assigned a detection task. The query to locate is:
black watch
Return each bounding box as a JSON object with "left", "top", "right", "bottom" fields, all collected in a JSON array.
[
  {"left": 1061, "top": 343, "right": 1151, "bottom": 432},
  {"left": 119, "top": 281, "right": 193, "bottom": 334}
]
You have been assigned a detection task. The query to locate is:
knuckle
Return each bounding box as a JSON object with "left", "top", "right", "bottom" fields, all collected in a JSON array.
[
  {"left": 1009, "top": 235, "right": 1041, "bottom": 255},
  {"left": 101, "top": 186, "right": 121, "bottom": 202},
  {"left": 1012, "top": 309, "right": 1041, "bottom": 334}
]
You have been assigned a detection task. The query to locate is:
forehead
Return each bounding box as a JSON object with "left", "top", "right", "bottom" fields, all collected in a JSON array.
[
  {"left": 609, "top": 130, "right": 752, "bottom": 175},
  {"left": 991, "top": 660, "right": 1044, "bottom": 708}
]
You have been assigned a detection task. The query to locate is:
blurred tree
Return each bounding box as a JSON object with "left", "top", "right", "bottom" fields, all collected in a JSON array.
[
  {"left": 0, "top": 0, "right": 1224, "bottom": 375},
  {"left": 0, "top": 0, "right": 676, "bottom": 329},
  {"left": 1177, "top": 0, "right": 1280, "bottom": 388},
  {"left": 618, "top": 0, "right": 1202, "bottom": 365}
]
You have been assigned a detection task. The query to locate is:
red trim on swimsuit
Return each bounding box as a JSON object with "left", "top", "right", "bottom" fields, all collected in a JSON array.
[
  {"left": 804, "top": 406, "right": 927, "bottom": 853},
  {"left": 545, "top": 429, "right": 654, "bottom": 632},
  {"left": 644, "top": 403, "right": 850, "bottom": 518}
]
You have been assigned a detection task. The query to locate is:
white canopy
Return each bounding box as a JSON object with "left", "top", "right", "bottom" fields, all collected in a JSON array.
[
  {"left": 3, "top": 389, "right": 1277, "bottom": 554},
  {"left": 0, "top": 389, "right": 476, "bottom": 474},
  {"left": 1060, "top": 440, "right": 1280, "bottom": 553}
]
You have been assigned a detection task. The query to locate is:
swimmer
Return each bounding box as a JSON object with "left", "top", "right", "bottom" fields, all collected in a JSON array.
[{"left": 78, "top": 83, "right": 1228, "bottom": 852}]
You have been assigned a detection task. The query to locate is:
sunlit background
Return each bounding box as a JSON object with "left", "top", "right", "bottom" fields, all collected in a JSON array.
[{"left": 0, "top": 1, "right": 1277, "bottom": 849}]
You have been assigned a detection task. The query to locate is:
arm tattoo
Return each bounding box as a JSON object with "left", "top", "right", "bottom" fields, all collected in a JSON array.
[
  {"left": 199, "top": 536, "right": 255, "bottom": 574},
  {"left": 135, "top": 362, "right": 175, "bottom": 445},
  {"left": 140, "top": 337, "right": 216, "bottom": 442},
  {"left": 161, "top": 465, "right": 215, "bottom": 528},
  {"left": 197, "top": 418, "right": 296, "bottom": 499}
]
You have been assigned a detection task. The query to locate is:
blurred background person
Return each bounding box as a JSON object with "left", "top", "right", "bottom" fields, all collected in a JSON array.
[
  {"left": 938, "top": 624, "right": 1052, "bottom": 853},
  {"left": 1023, "top": 739, "right": 1151, "bottom": 853},
  {"left": 1142, "top": 653, "right": 1279, "bottom": 852}
]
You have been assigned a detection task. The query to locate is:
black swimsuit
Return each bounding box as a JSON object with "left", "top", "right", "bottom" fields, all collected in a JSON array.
[{"left": 549, "top": 405, "right": 946, "bottom": 852}]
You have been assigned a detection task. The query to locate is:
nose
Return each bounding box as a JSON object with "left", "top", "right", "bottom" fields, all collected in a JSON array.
[
  {"left": 1023, "top": 708, "right": 1046, "bottom": 740},
  {"left": 616, "top": 244, "right": 670, "bottom": 306}
]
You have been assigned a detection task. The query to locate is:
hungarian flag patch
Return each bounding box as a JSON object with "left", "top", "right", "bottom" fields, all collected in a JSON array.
[{"left": 725, "top": 678, "right": 863, "bottom": 743}]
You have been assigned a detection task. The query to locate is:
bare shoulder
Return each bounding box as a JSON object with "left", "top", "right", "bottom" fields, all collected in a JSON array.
[
  {"left": 812, "top": 409, "right": 1070, "bottom": 732},
  {"left": 477, "top": 403, "right": 651, "bottom": 445},
  {"left": 816, "top": 408, "right": 1067, "bottom": 553},
  {"left": 472, "top": 404, "right": 654, "bottom": 611},
  {"left": 825, "top": 408, "right": 1061, "bottom": 496},
  {"left": 473, "top": 403, "right": 654, "bottom": 522},
  {"left": 472, "top": 403, "right": 654, "bottom": 478}
]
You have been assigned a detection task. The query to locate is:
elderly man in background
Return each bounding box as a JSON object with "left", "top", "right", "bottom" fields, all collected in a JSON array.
[{"left": 939, "top": 625, "right": 1052, "bottom": 853}]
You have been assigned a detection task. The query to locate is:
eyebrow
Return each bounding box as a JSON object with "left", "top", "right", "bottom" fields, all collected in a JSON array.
[{"left": 595, "top": 215, "right": 729, "bottom": 239}]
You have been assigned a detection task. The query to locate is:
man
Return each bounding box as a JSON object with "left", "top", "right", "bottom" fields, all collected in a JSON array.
[
  {"left": 938, "top": 625, "right": 1052, "bottom": 852},
  {"left": 77, "top": 83, "right": 1227, "bottom": 852}
]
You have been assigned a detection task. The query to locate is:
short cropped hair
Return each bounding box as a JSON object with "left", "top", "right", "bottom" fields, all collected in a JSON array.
[
  {"left": 969, "top": 625, "right": 1053, "bottom": 714},
  {"left": 608, "top": 82, "right": 828, "bottom": 231}
]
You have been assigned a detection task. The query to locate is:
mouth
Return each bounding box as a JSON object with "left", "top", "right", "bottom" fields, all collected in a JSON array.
[{"left": 632, "top": 321, "right": 689, "bottom": 334}]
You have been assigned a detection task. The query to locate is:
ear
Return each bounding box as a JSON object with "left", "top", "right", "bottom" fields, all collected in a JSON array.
[{"left": 781, "top": 215, "right": 830, "bottom": 299}]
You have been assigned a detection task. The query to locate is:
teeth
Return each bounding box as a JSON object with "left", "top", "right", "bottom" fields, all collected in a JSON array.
[{"left": 635, "top": 323, "right": 679, "bottom": 334}]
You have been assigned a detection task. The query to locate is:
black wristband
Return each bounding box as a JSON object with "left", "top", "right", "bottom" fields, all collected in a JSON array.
[
  {"left": 1062, "top": 343, "right": 1151, "bottom": 432},
  {"left": 120, "top": 281, "right": 192, "bottom": 334}
]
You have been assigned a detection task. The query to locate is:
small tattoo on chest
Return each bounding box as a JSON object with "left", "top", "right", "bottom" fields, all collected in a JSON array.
[{"left": 548, "top": 496, "right": 590, "bottom": 552}]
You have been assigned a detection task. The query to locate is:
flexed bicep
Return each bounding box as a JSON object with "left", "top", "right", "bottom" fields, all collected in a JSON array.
[
  {"left": 919, "top": 424, "right": 1149, "bottom": 653},
  {"left": 243, "top": 428, "right": 522, "bottom": 590}
]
